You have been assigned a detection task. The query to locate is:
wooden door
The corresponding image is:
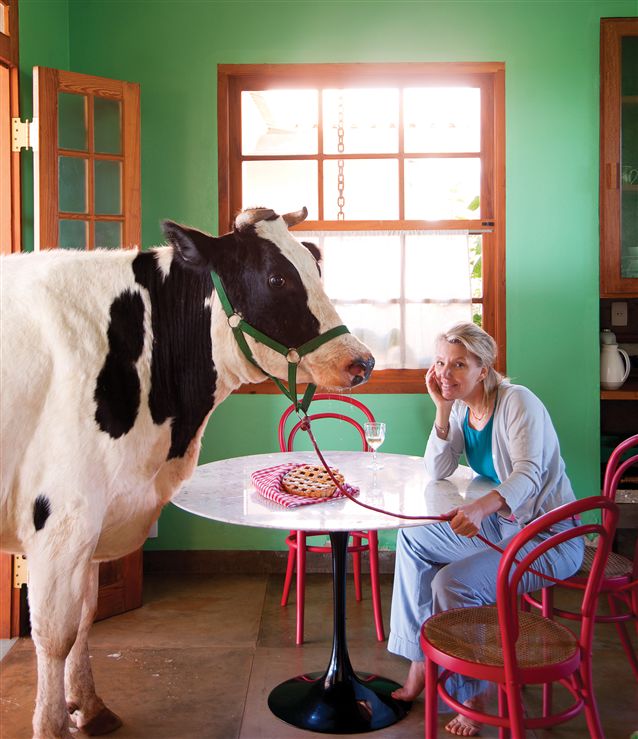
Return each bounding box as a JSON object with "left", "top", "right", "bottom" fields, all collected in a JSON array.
[
  {"left": 1, "top": 0, "right": 22, "bottom": 639},
  {"left": 1, "top": 66, "right": 144, "bottom": 632}
]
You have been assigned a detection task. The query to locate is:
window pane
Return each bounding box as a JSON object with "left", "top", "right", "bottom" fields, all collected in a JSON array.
[
  {"left": 405, "top": 233, "right": 473, "bottom": 301},
  {"left": 404, "top": 158, "right": 480, "bottom": 220},
  {"left": 404, "top": 87, "right": 480, "bottom": 153},
  {"left": 95, "top": 221, "right": 122, "bottom": 248},
  {"left": 324, "top": 159, "right": 398, "bottom": 219},
  {"left": 405, "top": 303, "right": 473, "bottom": 368},
  {"left": 58, "top": 93, "right": 87, "bottom": 151},
  {"left": 94, "top": 160, "right": 122, "bottom": 215},
  {"left": 59, "top": 156, "right": 87, "bottom": 213},
  {"left": 94, "top": 97, "right": 122, "bottom": 154},
  {"left": 58, "top": 219, "right": 88, "bottom": 249},
  {"left": 0, "top": 4, "right": 5, "bottom": 34},
  {"left": 334, "top": 303, "right": 402, "bottom": 368},
  {"left": 323, "top": 88, "right": 399, "bottom": 154},
  {"left": 242, "top": 161, "right": 318, "bottom": 218},
  {"left": 317, "top": 233, "right": 401, "bottom": 301},
  {"left": 242, "top": 90, "right": 318, "bottom": 155}
]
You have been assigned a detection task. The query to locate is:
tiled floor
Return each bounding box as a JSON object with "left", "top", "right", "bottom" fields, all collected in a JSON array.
[{"left": 0, "top": 572, "right": 636, "bottom": 738}]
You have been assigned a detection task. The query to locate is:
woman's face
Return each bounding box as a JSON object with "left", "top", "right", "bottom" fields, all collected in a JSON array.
[{"left": 434, "top": 340, "right": 487, "bottom": 402}]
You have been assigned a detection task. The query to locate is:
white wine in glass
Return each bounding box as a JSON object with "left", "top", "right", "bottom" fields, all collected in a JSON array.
[{"left": 364, "top": 422, "right": 386, "bottom": 470}]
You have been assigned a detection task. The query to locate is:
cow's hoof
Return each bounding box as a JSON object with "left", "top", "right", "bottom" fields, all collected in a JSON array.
[{"left": 79, "top": 707, "right": 123, "bottom": 735}]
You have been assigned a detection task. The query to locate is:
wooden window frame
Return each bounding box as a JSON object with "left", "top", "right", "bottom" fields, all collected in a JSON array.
[{"left": 218, "top": 63, "right": 506, "bottom": 394}]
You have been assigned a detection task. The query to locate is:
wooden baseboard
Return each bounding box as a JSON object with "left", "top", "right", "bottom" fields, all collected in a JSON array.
[{"left": 144, "top": 550, "right": 397, "bottom": 575}]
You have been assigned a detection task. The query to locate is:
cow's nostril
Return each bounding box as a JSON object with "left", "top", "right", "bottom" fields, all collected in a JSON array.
[{"left": 348, "top": 356, "right": 375, "bottom": 386}]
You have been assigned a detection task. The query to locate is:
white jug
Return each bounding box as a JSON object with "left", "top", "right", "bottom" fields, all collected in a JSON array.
[{"left": 600, "top": 342, "right": 631, "bottom": 390}]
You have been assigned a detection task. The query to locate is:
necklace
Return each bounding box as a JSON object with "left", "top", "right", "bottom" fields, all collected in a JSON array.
[{"left": 470, "top": 397, "right": 492, "bottom": 422}]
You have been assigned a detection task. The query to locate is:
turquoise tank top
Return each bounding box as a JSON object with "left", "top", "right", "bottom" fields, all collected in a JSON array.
[{"left": 463, "top": 409, "right": 500, "bottom": 484}]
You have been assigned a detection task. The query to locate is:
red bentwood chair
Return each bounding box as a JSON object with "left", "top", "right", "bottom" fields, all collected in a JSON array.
[
  {"left": 278, "top": 393, "right": 384, "bottom": 645},
  {"left": 420, "top": 496, "right": 619, "bottom": 739},
  {"left": 524, "top": 434, "right": 638, "bottom": 697}
]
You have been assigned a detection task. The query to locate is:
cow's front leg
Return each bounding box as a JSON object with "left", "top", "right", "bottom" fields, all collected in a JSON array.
[
  {"left": 65, "top": 562, "right": 122, "bottom": 735},
  {"left": 28, "top": 547, "right": 95, "bottom": 739}
]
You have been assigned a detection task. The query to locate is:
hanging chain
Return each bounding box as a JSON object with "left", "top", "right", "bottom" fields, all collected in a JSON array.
[{"left": 337, "top": 93, "right": 345, "bottom": 221}]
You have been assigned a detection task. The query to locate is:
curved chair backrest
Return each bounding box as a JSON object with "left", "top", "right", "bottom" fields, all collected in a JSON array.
[
  {"left": 496, "top": 496, "right": 619, "bottom": 683},
  {"left": 603, "top": 434, "right": 638, "bottom": 501},
  {"left": 278, "top": 393, "right": 376, "bottom": 452}
]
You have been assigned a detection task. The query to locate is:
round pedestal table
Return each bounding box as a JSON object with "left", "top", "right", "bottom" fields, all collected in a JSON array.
[{"left": 173, "top": 451, "right": 493, "bottom": 734}]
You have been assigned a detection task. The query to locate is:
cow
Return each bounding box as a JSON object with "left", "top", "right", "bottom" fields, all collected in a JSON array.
[{"left": 0, "top": 206, "right": 374, "bottom": 739}]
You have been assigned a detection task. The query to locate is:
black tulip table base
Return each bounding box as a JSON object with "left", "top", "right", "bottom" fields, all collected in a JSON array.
[{"left": 267, "top": 531, "right": 411, "bottom": 734}]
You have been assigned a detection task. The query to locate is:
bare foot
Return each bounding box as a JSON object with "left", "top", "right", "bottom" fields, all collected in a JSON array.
[
  {"left": 391, "top": 660, "right": 424, "bottom": 701},
  {"left": 445, "top": 697, "right": 483, "bottom": 736}
]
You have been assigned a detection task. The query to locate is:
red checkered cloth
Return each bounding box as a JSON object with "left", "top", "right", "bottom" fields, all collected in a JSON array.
[{"left": 250, "top": 463, "right": 359, "bottom": 508}]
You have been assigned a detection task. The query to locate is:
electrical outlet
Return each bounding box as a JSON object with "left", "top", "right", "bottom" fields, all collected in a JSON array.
[{"left": 611, "top": 301, "right": 628, "bottom": 327}]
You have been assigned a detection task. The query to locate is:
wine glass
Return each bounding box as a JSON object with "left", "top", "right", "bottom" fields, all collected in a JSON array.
[{"left": 364, "top": 422, "right": 386, "bottom": 470}]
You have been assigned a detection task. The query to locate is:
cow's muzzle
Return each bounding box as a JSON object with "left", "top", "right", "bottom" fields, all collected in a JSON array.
[{"left": 348, "top": 356, "right": 375, "bottom": 387}]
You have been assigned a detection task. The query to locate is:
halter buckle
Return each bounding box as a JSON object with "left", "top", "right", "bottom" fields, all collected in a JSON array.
[
  {"left": 286, "top": 348, "right": 301, "bottom": 364},
  {"left": 228, "top": 313, "right": 242, "bottom": 329}
]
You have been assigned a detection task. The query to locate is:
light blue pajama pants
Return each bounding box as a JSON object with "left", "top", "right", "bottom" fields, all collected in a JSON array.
[{"left": 388, "top": 512, "right": 585, "bottom": 704}]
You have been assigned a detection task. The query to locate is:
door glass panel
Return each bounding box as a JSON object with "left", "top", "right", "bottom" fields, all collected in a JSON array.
[
  {"left": 621, "top": 36, "right": 638, "bottom": 278},
  {"left": 58, "top": 94, "right": 88, "bottom": 151},
  {"left": 59, "top": 219, "right": 88, "bottom": 249},
  {"left": 94, "top": 160, "right": 122, "bottom": 214},
  {"left": 95, "top": 220, "right": 122, "bottom": 248},
  {"left": 404, "top": 158, "right": 480, "bottom": 220},
  {"left": 242, "top": 90, "right": 318, "bottom": 155},
  {"left": 404, "top": 87, "right": 481, "bottom": 153},
  {"left": 0, "top": 3, "right": 6, "bottom": 34},
  {"left": 94, "top": 97, "right": 122, "bottom": 154},
  {"left": 323, "top": 159, "right": 398, "bottom": 219},
  {"left": 59, "top": 156, "right": 87, "bottom": 213},
  {"left": 242, "top": 160, "right": 318, "bottom": 218},
  {"left": 323, "top": 88, "right": 399, "bottom": 154}
]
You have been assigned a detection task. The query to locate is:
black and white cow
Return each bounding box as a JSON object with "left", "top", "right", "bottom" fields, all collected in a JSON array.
[{"left": 0, "top": 206, "right": 374, "bottom": 739}]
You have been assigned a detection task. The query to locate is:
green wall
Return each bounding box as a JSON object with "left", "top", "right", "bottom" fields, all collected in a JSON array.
[{"left": 18, "top": 0, "right": 638, "bottom": 550}]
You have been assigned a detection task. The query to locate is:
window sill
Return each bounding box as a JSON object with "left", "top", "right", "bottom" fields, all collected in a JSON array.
[{"left": 232, "top": 368, "right": 427, "bottom": 396}]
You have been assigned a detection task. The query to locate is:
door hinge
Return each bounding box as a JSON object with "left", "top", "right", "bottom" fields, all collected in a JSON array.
[
  {"left": 11, "top": 118, "right": 37, "bottom": 152},
  {"left": 13, "top": 555, "right": 28, "bottom": 588}
]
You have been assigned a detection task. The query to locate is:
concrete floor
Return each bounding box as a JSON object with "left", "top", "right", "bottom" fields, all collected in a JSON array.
[{"left": 0, "top": 572, "right": 636, "bottom": 738}]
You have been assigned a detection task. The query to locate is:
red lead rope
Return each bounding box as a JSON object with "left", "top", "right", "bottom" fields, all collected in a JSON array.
[{"left": 300, "top": 416, "right": 636, "bottom": 592}]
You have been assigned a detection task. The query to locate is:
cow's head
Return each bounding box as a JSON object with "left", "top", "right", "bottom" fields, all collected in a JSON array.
[{"left": 162, "top": 207, "right": 374, "bottom": 391}]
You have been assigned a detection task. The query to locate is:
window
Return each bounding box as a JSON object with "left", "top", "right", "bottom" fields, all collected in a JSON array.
[{"left": 218, "top": 63, "right": 505, "bottom": 393}]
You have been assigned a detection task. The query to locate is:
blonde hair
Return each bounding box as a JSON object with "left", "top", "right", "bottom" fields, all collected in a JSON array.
[{"left": 436, "top": 322, "right": 504, "bottom": 404}]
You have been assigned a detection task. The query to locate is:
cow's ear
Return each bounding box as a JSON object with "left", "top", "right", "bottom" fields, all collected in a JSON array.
[
  {"left": 301, "top": 241, "right": 322, "bottom": 276},
  {"left": 162, "top": 220, "right": 219, "bottom": 270},
  {"left": 301, "top": 241, "right": 321, "bottom": 264}
]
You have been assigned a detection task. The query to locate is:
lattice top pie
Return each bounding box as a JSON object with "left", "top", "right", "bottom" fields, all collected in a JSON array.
[{"left": 281, "top": 464, "right": 345, "bottom": 498}]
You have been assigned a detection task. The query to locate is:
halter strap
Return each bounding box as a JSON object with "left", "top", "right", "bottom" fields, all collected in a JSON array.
[{"left": 211, "top": 270, "right": 350, "bottom": 412}]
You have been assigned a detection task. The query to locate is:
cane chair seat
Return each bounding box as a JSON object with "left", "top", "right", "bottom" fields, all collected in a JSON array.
[
  {"left": 579, "top": 542, "right": 632, "bottom": 579},
  {"left": 423, "top": 606, "right": 578, "bottom": 669}
]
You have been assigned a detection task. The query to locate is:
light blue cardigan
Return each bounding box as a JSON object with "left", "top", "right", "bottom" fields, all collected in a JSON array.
[{"left": 424, "top": 382, "right": 576, "bottom": 524}]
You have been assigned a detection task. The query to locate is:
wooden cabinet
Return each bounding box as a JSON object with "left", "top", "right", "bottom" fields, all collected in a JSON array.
[{"left": 600, "top": 18, "right": 638, "bottom": 298}]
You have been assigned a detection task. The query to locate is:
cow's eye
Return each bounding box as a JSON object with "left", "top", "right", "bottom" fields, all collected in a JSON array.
[{"left": 269, "top": 275, "right": 286, "bottom": 288}]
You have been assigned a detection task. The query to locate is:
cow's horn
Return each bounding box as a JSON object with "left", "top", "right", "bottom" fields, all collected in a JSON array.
[
  {"left": 235, "top": 207, "right": 276, "bottom": 230},
  {"left": 282, "top": 207, "right": 308, "bottom": 228}
]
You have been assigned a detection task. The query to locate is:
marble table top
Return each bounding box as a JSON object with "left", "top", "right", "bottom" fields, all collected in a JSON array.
[{"left": 173, "top": 451, "right": 495, "bottom": 532}]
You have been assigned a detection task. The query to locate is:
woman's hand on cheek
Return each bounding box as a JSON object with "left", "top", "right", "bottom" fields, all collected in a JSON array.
[{"left": 426, "top": 365, "right": 448, "bottom": 408}]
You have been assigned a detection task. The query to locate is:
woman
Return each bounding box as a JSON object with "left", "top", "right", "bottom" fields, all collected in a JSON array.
[{"left": 388, "top": 322, "right": 584, "bottom": 737}]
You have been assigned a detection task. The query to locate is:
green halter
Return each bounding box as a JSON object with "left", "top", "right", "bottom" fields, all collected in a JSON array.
[{"left": 210, "top": 271, "right": 350, "bottom": 413}]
